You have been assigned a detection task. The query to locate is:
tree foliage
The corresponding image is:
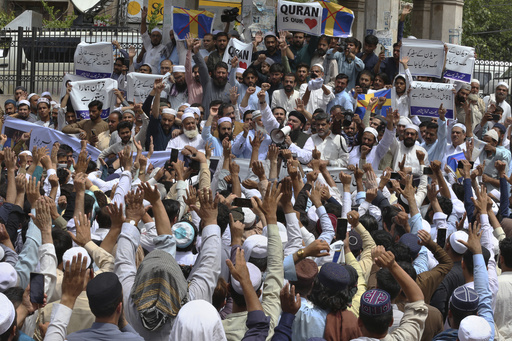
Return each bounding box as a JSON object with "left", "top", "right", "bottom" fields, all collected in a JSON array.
[
  {"left": 462, "top": 0, "right": 512, "bottom": 60},
  {"left": 41, "top": 1, "right": 76, "bottom": 29}
]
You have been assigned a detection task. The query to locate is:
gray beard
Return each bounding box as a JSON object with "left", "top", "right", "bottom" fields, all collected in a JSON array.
[
  {"left": 255, "top": 124, "right": 267, "bottom": 136},
  {"left": 184, "top": 128, "right": 199, "bottom": 139}
]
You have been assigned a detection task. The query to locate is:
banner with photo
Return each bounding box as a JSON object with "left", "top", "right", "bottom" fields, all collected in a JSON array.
[
  {"left": 443, "top": 43, "right": 475, "bottom": 83},
  {"left": 69, "top": 78, "right": 118, "bottom": 120},
  {"left": 409, "top": 81, "right": 455, "bottom": 119},
  {"left": 74, "top": 42, "right": 114, "bottom": 79},
  {"left": 126, "top": 73, "right": 162, "bottom": 104},
  {"left": 399, "top": 39, "right": 445, "bottom": 78},
  {"left": 222, "top": 38, "right": 253, "bottom": 71}
]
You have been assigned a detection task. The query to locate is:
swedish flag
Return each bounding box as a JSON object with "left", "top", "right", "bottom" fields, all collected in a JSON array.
[
  {"left": 354, "top": 89, "right": 392, "bottom": 118},
  {"left": 172, "top": 7, "right": 214, "bottom": 40},
  {"left": 446, "top": 151, "right": 466, "bottom": 179},
  {"left": 320, "top": 1, "right": 354, "bottom": 38}
]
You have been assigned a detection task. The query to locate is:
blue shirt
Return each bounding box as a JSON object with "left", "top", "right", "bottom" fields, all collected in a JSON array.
[
  {"left": 421, "top": 118, "right": 447, "bottom": 164},
  {"left": 326, "top": 90, "right": 354, "bottom": 114},
  {"left": 201, "top": 125, "right": 223, "bottom": 157},
  {"left": 356, "top": 51, "right": 379, "bottom": 72},
  {"left": 292, "top": 298, "right": 328, "bottom": 341},
  {"left": 474, "top": 253, "right": 496, "bottom": 339},
  {"left": 67, "top": 322, "right": 144, "bottom": 341}
]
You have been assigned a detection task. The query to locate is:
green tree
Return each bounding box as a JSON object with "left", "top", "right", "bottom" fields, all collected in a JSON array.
[{"left": 41, "top": 0, "right": 76, "bottom": 28}]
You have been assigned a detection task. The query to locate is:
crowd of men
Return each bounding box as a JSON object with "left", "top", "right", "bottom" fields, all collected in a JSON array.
[{"left": 0, "top": 3, "right": 512, "bottom": 341}]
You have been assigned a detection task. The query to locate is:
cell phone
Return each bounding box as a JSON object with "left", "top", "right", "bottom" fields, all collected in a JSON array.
[
  {"left": 390, "top": 172, "right": 401, "bottom": 180},
  {"left": 423, "top": 167, "right": 434, "bottom": 175},
  {"left": 437, "top": 227, "right": 447, "bottom": 248},
  {"left": 337, "top": 218, "right": 348, "bottom": 241},
  {"left": 30, "top": 273, "right": 45, "bottom": 304},
  {"left": 291, "top": 153, "right": 297, "bottom": 159},
  {"left": 457, "top": 160, "right": 474, "bottom": 169},
  {"left": 332, "top": 242, "right": 345, "bottom": 264},
  {"left": 492, "top": 114, "right": 500, "bottom": 121},
  {"left": 233, "top": 197, "right": 253, "bottom": 208},
  {"left": 170, "top": 148, "right": 179, "bottom": 164}
]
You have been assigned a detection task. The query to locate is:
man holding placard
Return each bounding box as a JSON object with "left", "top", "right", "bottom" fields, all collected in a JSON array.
[
  {"left": 140, "top": 7, "right": 166, "bottom": 75},
  {"left": 62, "top": 100, "right": 109, "bottom": 146}
]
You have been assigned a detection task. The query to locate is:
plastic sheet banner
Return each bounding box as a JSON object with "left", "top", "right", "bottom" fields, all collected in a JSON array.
[
  {"left": 409, "top": 81, "right": 454, "bottom": 119},
  {"left": 74, "top": 42, "right": 114, "bottom": 79},
  {"left": 69, "top": 78, "right": 118, "bottom": 120}
]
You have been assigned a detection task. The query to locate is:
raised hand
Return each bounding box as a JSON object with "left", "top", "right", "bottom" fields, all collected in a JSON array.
[
  {"left": 124, "top": 189, "right": 145, "bottom": 225},
  {"left": 254, "top": 181, "right": 282, "bottom": 224},
  {"left": 190, "top": 188, "right": 219, "bottom": 227},
  {"left": 69, "top": 212, "right": 92, "bottom": 247}
]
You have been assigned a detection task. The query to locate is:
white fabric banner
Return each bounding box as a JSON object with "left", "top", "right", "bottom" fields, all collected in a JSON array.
[
  {"left": 399, "top": 38, "right": 445, "bottom": 78},
  {"left": 69, "top": 78, "right": 118, "bottom": 120},
  {"left": 410, "top": 81, "right": 455, "bottom": 119},
  {"left": 222, "top": 38, "right": 253, "bottom": 71},
  {"left": 443, "top": 43, "right": 475, "bottom": 83},
  {"left": 74, "top": 42, "right": 114, "bottom": 79},
  {"left": 126, "top": 72, "right": 162, "bottom": 104},
  {"left": 277, "top": 0, "right": 323, "bottom": 36}
]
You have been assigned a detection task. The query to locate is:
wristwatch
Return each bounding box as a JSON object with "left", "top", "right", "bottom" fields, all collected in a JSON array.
[
  {"left": 125, "top": 219, "right": 136, "bottom": 226},
  {"left": 297, "top": 248, "right": 306, "bottom": 260}
]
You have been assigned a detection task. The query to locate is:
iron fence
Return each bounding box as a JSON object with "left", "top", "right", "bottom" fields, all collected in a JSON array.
[
  {"left": 473, "top": 59, "right": 512, "bottom": 97},
  {"left": 0, "top": 26, "right": 143, "bottom": 96}
]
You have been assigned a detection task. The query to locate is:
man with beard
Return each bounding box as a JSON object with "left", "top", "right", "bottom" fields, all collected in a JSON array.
[
  {"left": 389, "top": 121, "right": 429, "bottom": 174},
  {"left": 229, "top": 62, "right": 269, "bottom": 110},
  {"left": 445, "top": 124, "right": 467, "bottom": 168},
  {"left": 211, "top": 103, "right": 244, "bottom": 143},
  {"left": 185, "top": 35, "right": 203, "bottom": 104},
  {"left": 253, "top": 32, "right": 282, "bottom": 65},
  {"left": 98, "top": 110, "right": 120, "bottom": 151},
  {"left": 27, "top": 93, "right": 39, "bottom": 118},
  {"left": 34, "top": 97, "right": 54, "bottom": 128},
  {"left": 168, "top": 65, "right": 188, "bottom": 109},
  {"left": 299, "top": 64, "right": 334, "bottom": 114},
  {"left": 4, "top": 99, "right": 15, "bottom": 115},
  {"left": 326, "top": 74, "right": 353, "bottom": 113},
  {"left": 484, "top": 82, "right": 511, "bottom": 123},
  {"left": 206, "top": 32, "right": 229, "bottom": 74},
  {"left": 14, "top": 85, "right": 27, "bottom": 103},
  {"left": 98, "top": 121, "right": 141, "bottom": 164},
  {"left": 325, "top": 37, "right": 364, "bottom": 91},
  {"left": 454, "top": 83, "right": 471, "bottom": 124},
  {"left": 420, "top": 105, "right": 448, "bottom": 164},
  {"left": 232, "top": 110, "right": 272, "bottom": 159},
  {"left": 62, "top": 100, "right": 109, "bottom": 145},
  {"left": 295, "top": 63, "right": 309, "bottom": 91},
  {"left": 289, "top": 32, "right": 318, "bottom": 70},
  {"left": 355, "top": 70, "right": 374, "bottom": 95},
  {"left": 192, "top": 39, "right": 231, "bottom": 111},
  {"left": 356, "top": 34, "right": 379, "bottom": 71},
  {"left": 271, "top": 73, "right": 300, "bottom": 113},
  {"left": 202, "top": 107, "right": 234, "bottom": 156},
  {"left": 266, "top": 63, "right": 285, "bottom": 99},
  {"left": 310, "top": 36, "right": 337, "bottom": 87},
  {"left": 140, "top": 7, "right": 166, "bottom": 74},
  {"left": 349, "top": 109, "right": 397, "bottom": 168},
  {"left": 375, "top": 42, "right": 401, "bottom": 82},
  {"left": 199, "top": 33, "right": 216, "bottom": 58},
  {"left": 166, "top": 112, "right": 205, "bottom": 157}
]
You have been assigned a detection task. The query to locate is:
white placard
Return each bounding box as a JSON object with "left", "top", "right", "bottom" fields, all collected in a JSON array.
[
  {"left": 126, "top": 73, "right": 162, "bottom": 104},
  {"left": 277, "top": 0, "right": 323, "bottom": 36},
  {"left": 69, "top": 78, "right": 118, "bottom": 120},
  {"left": 443, "top": 43, "right": 475, "bottom": 83},
  {"left": 400, "top": 38, "right": 445, "bottom": 78},
  {"left": 74, "top": 42, "right": 114, "bottom": 79},
  {"left": 410, "top": 81, "right": 455, "bottom": 119},
  {"left": 222, "top": 38, "right": 253, "bottom": 71}
]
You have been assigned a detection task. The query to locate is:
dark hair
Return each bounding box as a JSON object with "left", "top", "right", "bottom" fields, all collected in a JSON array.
[
  {"left": 272, "top": 106, "right": 286, "bottom": 114},
  {"left": 371, "top": 230, "right": 393, "bottom": 249},
  {"left": 161, "top": 199, "right": 180, "bottom": 224},
  {"left": 217, "top": 203, "right": 230, "bottom": 235},
  {"left": 212, "top": 277, "right": 229, "bottom": 310},
  {"left": 452, "top": 183, "right": 465, "bottom": 202},
  {"left": 437, "top": 196, "right": 453, "bottom": 217},
  {"left": 215, "top": 32, "right": 228, "bottom": 40},
  {"left": 359, "top": 70, "right": 374, "bottom": 82},
  {"left": 219, "top": 103, "right": 235, "bottom": 117},
  {"left": 375, "top": 72, "right": 391, "bottom": 85},
  {"left": 359, "top": 308, "right": 393, "bottom": 335},
  {"left": 249, "top": 257, "right": 268, "bottom": 273},
  {"left": 426, "top": 122, "right": 439, "bottom": 130},
  {"left": 499, "top": 237, "right": 512, "bottom": 268},
  {"left": 192, "top": 64, "right": 200, "bottom": 72},
  {"left": 3, "top": 287, "right": 24, "bottom": 307},
  {"left": 398, "top": 261, "right": 417, "bottom": 281},
  {"left": 96, "top": 206, "right": 112, "bottom": 229},
  {"left": 84, "top": 193, "right": 95, "bottom": 216},
  {"left": 243, "top": 110, "right": 254, "bottom": 121},
  {"left": 309, "top": 277, "right": 351, "bottom": 312},
  {"left": 364, "top": 34, "right": 379, "bottom": 46},
  {"left": 117, "top": 120, "right": 133, "bottom": 133},
  {"left": 393, "top": 42, "right": 401, "bottom": 49},
  {"left": 59, "top": 144, "right": 73, "bottom": 154},
  {"left": 324, "top": 202, "right": 341, "bottom": 218},
  {"left": 449, "top": 301, "right": 477, "bottom": 329},
  {"left": 242, "top": 68, "right": 258, "bottom": 79},
  {"left": 360, "top": 214, "right": 379, "bottom": 234},
  {"left": 115, "top": 57, "right": 125, "bottom": 64},
  {"left": 390, "top": 243, "right": 412, "bottom": 263},
  {"left": 283, "top": 72, "right": 296, "bottom": 81},
  {"left": 214, "top": 61, "right": 229, "bottom": 72},
  {"left": 318, "top": 35, "right": 331, "bottom": 45},
  {"left": 376, "top": 268, "right": 400, "bottom": 300},
  {"left": 346, "top": 37, "right": 358, "bottom": 45},
  {"left": 269, "top": 63, "right": 284, "bottom": 74},
  {"left": 462, "top": 247, "right": 490, "bottom": 275},
  {"left": 335, "top": 73, "right": 349, "bottom": 81},
  {"left": 56, "top": 168, "right": 70, "bottom": 185},
  {"left": 88, "top": 100, "right": 103, "bottom": 111},
  {"left": 382, "top": 205, "right": 401, "bottom": 233},
  {"left": 52, "top": 228, "right": 73, "bottom": 265},
  {"left": 315, "top": 111, "right": 329, "bottom": 122},
  {"left": 210, "top": 99, "right": 224, "bottom": 110},
  {"left": 86, "top": 160, "right": 98, "bottom": 174},
  {"left": 89, "top": 292, "right": 123, "bottom": 318},
  {"left": 296, "top": 63, "right": 310, "bottom": 72}
]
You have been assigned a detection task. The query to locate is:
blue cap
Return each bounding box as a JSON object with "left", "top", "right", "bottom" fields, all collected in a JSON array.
[
  {"left": 399, "top": 233, "right": 422, "bottom": 259},
  {"left": 450, "top": 286, "right": 479, "bottom": 312},
  {"left": 493, "top": 123, "right": 506, "bottom": 134},
  {"left": 360, "top": 289, "right": 392, "bottom": 316},
  {"left": 4, "top": 99, "right": 15, "bottom": 106},
  {"left": 318, "top": 263, "right": 350, "bottom": 290}
]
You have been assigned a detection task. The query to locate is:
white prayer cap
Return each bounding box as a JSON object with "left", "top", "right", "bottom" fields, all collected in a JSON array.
[
  {"left": 497, "top": 81, "right": 509, "bottom": 90},
  {"left": 172, "top": 221, "right": 196, "bottom": 248},
  {"left": 181, "top": 113, "right": 195, "bottom": 122},
  {"left": 264, "top": 31, "right": 277, "bottom": 39},
  {"left": 123, "top": 109, "right": 135, "bottom": 117},
  {"left": 449, "top": 231, "right": 468, "bottom": 254},
  {"left": 0, "top": 293, "right": 15, "bottom": 334},
  {"left": 470, "top": 79, "right": 480, "bottom": 85},
  {"left": 264, "top": 58, "right": 274, "bottom": 66},
  {"left": 452, "top": 123, "right": 466, "bottom": 133},
  {"left": 162, "top": 108, "right": 176, "bottom": 116},
  {"left": 218, "top": 117, "right": 232, "bottom": 125},
  {"left": 18, "top": 100, "right": 30, "bottom": 107},
  {"left": 184, "top": 106, "right": 201, "bottom": 117},
  {"left": 0, "top": 263, "right": 17, "bottom": 291},
  {"left": 490, "top": 188, "right": 501, "bottom": 201},
  {"left": 242, "top": 234, "right": 268, "bottom": 260},
  {"left": 27, "top": 93, "right": 37, "bottom": 100},
  {"left": 19, "top": 150, "right": 32, "bottom": 157},
  {"left": 312, "top": 63, "right": 324, "bottom": 72},
  {"left": 62, "top": 246, "right": 91, "bottom": 270},
  {"left": 458, "top": 315, "right": 492, "bottom": 341},
  {"left": 363, "top": 127, "right": 378, "bottom": 140},
  {"left": 151, "top": 27, "right": 163, "bottom": 35},
  {"left": 236, "top": 67, "right": 246, "bottom": 74},
  {"left": 262, "top": 222, "right": 288, "bottom": 245},
  {"left": 181, "top": 102, "right": 191, "bottom": 108},
  {"left": 230, "top": 262, "right": 262, "bottom": 295},
  {"left": 398, "top": 116, "right": 412, "bottom": 126},
  {"left": 252, "top": 110, "right": 262, "bottom": 119},
  {"left": 456, "top": 82, "right": 471, "bottom": 92},
  {"left": 484, "top": 129, "right": 499, "bottom": 142},
  {"left": 404, "top": 124, "right": 419, "bottom": 134},
  {"left": 242, "top": 207, "right": 256, "bottom": 228},
  {"left": 41, "top": 91, "right": 51, "bottom": 97},
  {"left": 173, "top": 65, "right": 185, "bottom": 73},
  {"left": 50, "top": 100, "right": 57, "bottom": 106},
  {"left": 37, "top": 97, "right": 50, "bottom": 106}
]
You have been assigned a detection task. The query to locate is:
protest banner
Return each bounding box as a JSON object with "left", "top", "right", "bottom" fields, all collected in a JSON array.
[
  {"left": 277, "top": 0, "right": 323, "bottom": 36},
  {"left": 443, "top": 43, "right": 475, "bottom": 83},
  {"left": 60, "top": 74, "right": 89, "bottom": 102},
  {"left": 126, "top": 72, "right": 162, "bottom": 104},
  {"left": 319, "top": 0, "right": 354, "bottom": 38},
  {"left": 409, "top": 81, "right": 454, "bottom": 119},
  {"left": 74, "top": 42, "right": 114, "bottom": 79},
  {"left": 222, "top": 38, "right": 253, "bottom": 71},
  {"left": 172, "top": 7, "right": 215, "bottom": 40},
  {"left": 69, "top": 78, "right": 118, "bottom": 120},
  {"left": 400, "top": 39, "right": 445, "bottom": 78}
]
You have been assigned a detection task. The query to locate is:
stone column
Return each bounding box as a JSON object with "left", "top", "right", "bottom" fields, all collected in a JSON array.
[
  {"left": 411, "top": 0, "right": 432, "bottom": 39},
  {"left": 364, "top": 0, "right": 399, "bottom": 39},
  {"left": 341, "top": 0, "right": 366, "bottom": 39},
  {"left": 430, "top": 0, "right": 464, "bottom": 43}
]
